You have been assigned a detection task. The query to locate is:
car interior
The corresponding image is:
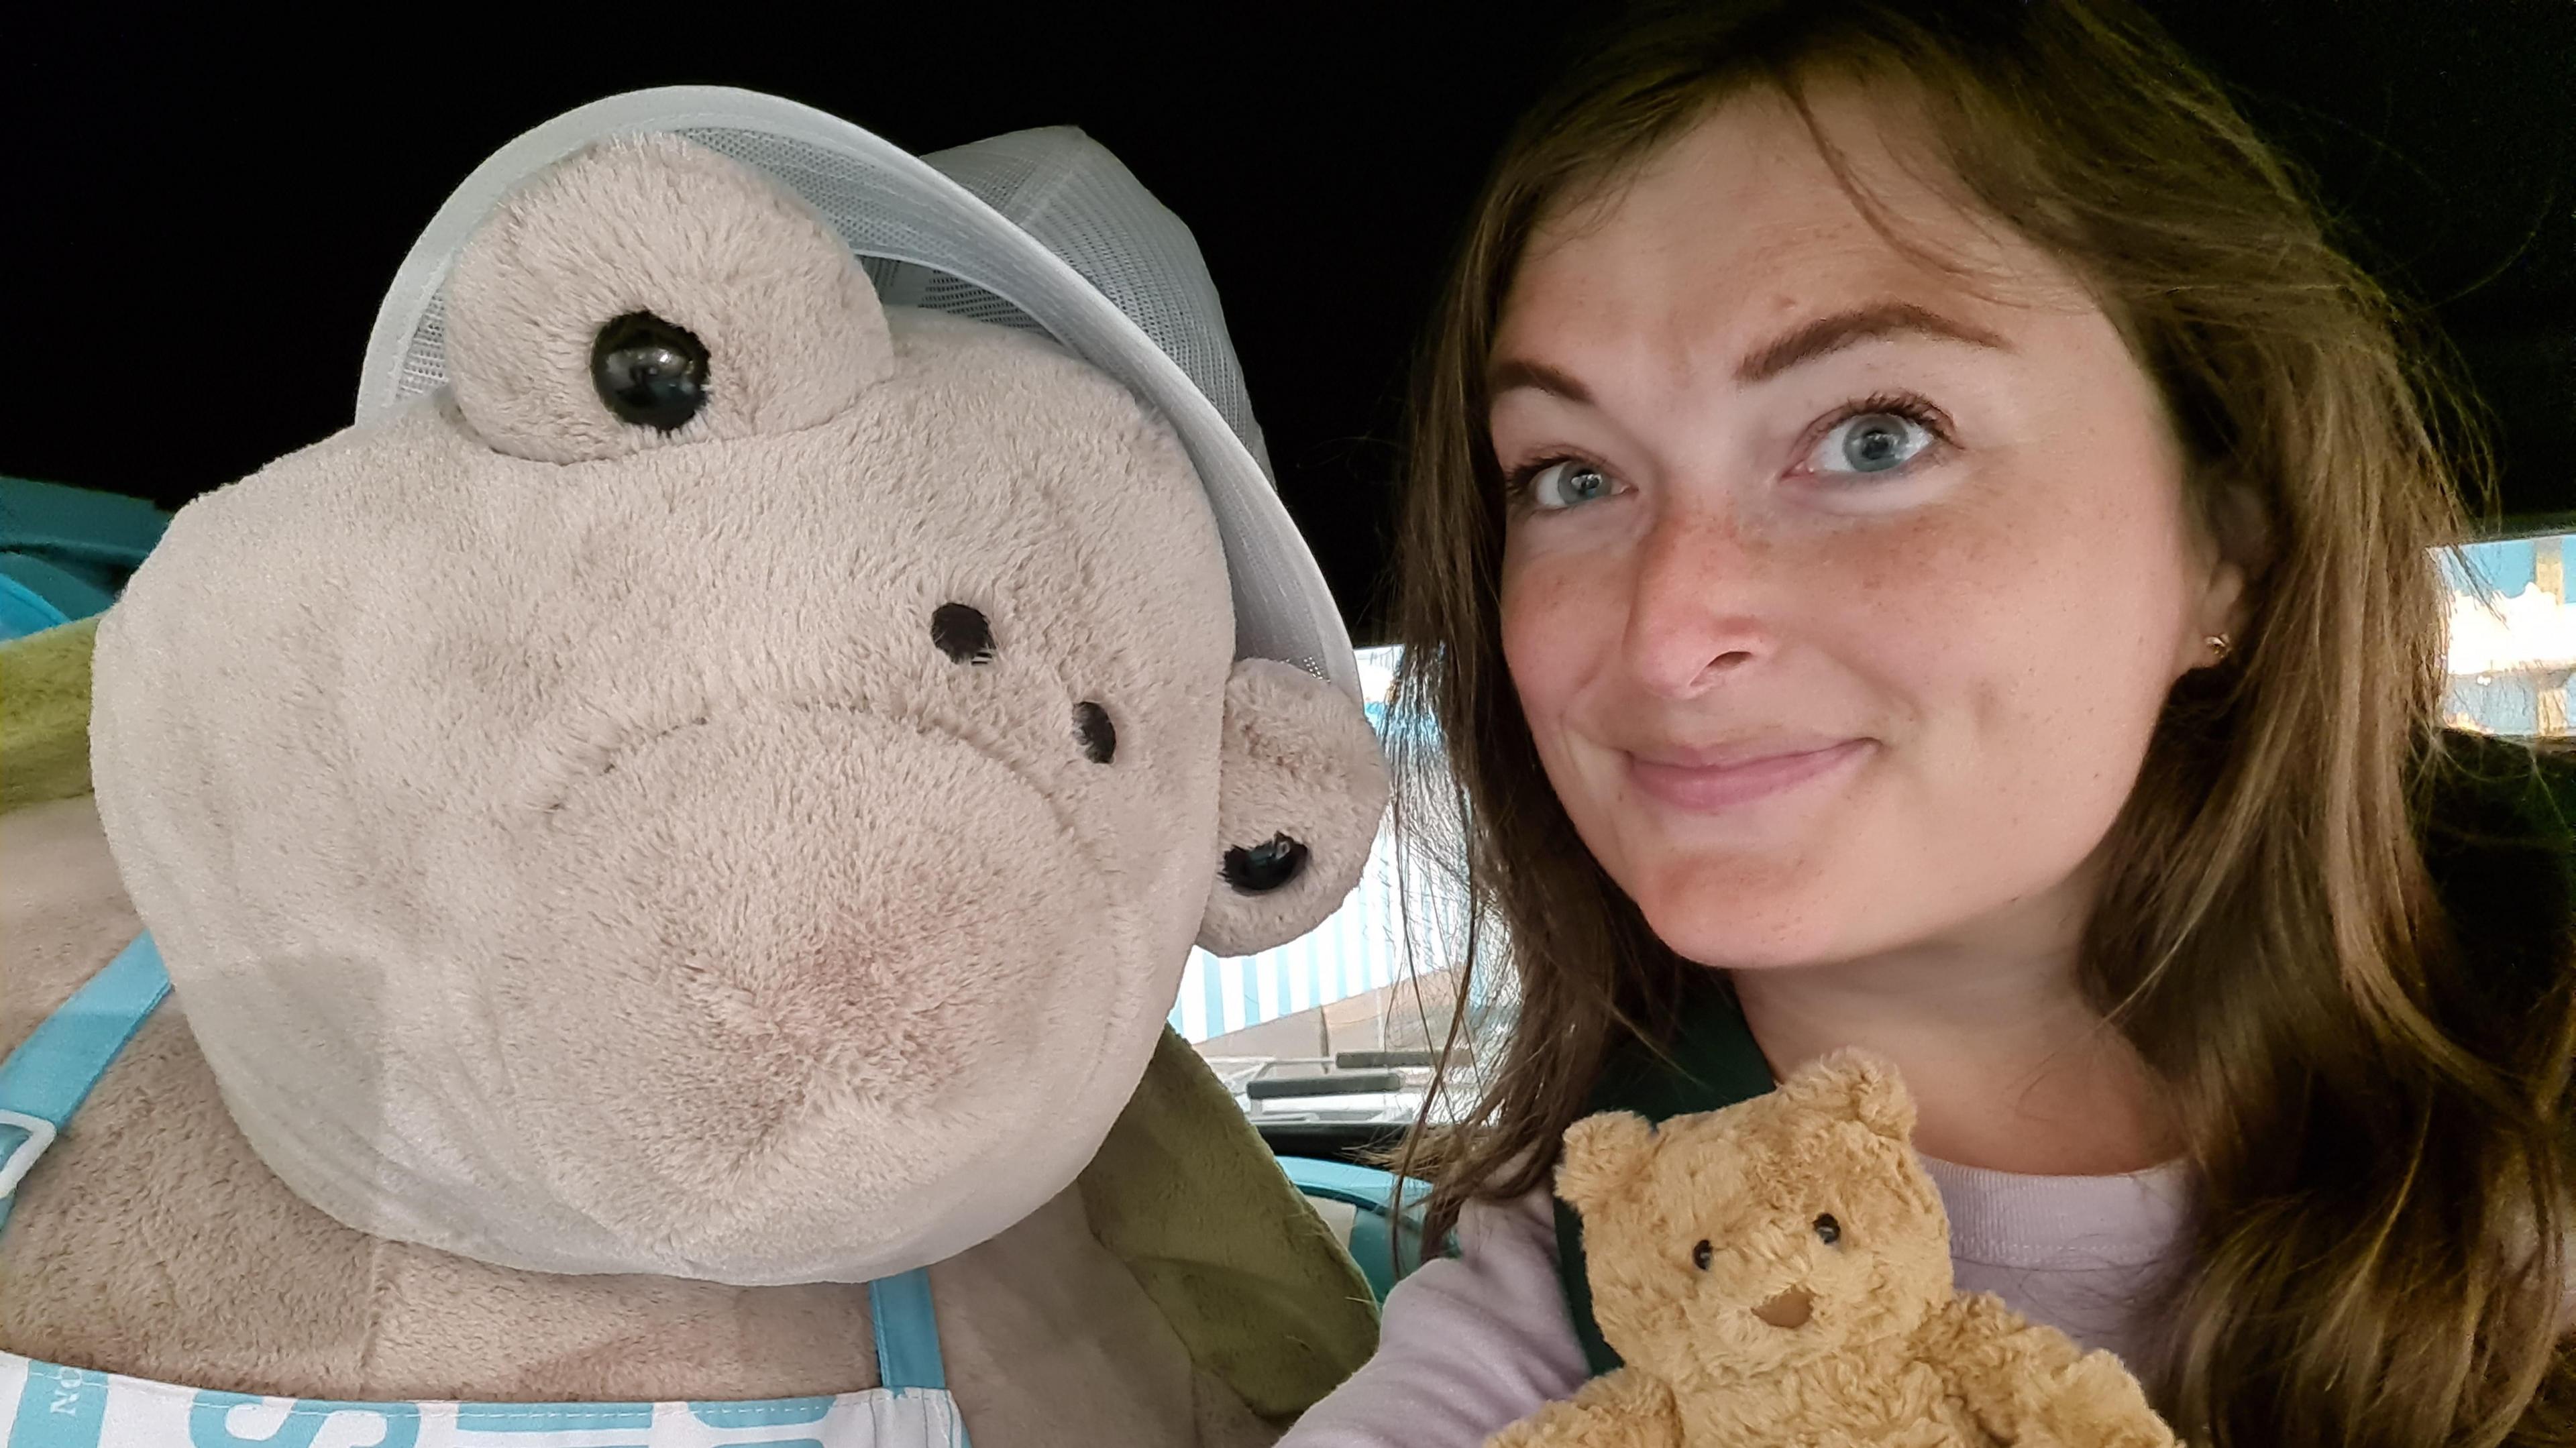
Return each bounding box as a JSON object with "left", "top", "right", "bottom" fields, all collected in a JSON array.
[{"left": 3, "top": 0, "right": 2568, "bottom": 1296}]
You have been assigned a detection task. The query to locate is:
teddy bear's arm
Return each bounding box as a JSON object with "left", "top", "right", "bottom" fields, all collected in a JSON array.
[
  {"left": 1924, "top": 1293, "right": 2180, "bottom": 1448},
  {"left": 1483, "top": 1367, "right": 1681, "bottom": 1448}
]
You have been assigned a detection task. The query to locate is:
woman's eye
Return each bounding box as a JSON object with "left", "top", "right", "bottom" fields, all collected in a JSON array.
[
  {"left": 1526, "top": 459, "right": 1617, "bottom": 510},
  {"left": 1815, "top": 411, "right": 1934, "bottom": 476}
]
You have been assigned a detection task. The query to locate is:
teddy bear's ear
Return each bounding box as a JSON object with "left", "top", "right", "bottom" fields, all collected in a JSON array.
[
  {"left": 1195, "top": 660, "right": 1389, "bottom": 956},
  {"left": 1780, "top": 1049, "right": 1918, "bottom": 1142},
  {"left": 1555, "top": 1112, "right": 1658, "bottom": 1216}
]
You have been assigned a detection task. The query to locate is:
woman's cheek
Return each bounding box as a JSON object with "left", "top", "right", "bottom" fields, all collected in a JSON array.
[{"left": 1499, "top": 541, "right": 1609, "bottom": 722}]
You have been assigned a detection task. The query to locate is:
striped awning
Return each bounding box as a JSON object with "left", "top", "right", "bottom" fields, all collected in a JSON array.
[
  {"left": 1171, "top": 822, "right": 1414, "bottom": 1042},
  {"left": 1170, "top": 646, "right": 1468, "bottom": 1042}
]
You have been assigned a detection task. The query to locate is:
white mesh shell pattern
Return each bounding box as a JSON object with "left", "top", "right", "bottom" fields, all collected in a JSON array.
[{"left": 359, "top": 88, "right": 1352, "bottom": 700}]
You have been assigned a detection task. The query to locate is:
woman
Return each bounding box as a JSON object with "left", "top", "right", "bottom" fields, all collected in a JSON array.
[{"left": 1283, "top": 1, "right": 2574, "bottom": 1445}]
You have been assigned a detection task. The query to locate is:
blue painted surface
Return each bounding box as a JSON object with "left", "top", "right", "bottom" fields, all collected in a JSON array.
[
  {"left": 0, "top": 478, "right": 168, "bottom": 638},
  {"left": 1279, "top": 1156, "right": 1441, "bottom": 1302}
]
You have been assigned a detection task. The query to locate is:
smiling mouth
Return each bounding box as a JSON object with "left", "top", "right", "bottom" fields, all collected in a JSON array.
[{"left": 1625, "top": 739, "right": 1872, "bottom": 812}]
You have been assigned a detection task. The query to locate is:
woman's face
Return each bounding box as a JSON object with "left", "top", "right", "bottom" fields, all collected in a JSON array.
[{"left": 1491, "top": 87, "right": 2242, "bottom": 972}]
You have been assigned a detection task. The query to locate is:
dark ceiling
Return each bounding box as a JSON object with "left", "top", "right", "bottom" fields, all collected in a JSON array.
[{"left": 5, "top": 2, "right": 2567, "bottom": 643}]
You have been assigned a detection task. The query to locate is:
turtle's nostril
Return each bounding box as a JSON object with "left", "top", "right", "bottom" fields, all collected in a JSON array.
[
  {"left": 930, "top": 604, "right": 994, "bottom": 663},
  {"left": 1074, "top": 702, "right": 1116, "bottom": 764},
  {"left": 1220, "top": 835, "right": 1308, "bottom": 894}
]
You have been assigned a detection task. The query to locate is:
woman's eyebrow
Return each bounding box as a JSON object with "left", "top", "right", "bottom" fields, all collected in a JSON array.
[
  {"left": 1488, "top": 356, "right": 1594, "bottom": 405},
  {"left": 1735, "top": 300, "right": 2010, "bottom": 384},
  {"left": 1487, "top": 301, "right": 2009, "bottom": 404}
]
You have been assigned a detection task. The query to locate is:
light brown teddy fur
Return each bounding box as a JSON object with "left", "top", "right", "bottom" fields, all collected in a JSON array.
[{"left": 1491, "top": 1052, "right": 2180, "bottom": 1448}]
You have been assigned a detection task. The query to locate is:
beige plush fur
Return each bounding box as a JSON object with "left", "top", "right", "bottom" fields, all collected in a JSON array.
[
  {"left": 1, "top": 133, "right": 1385, "bottom": 1442},
  {"left": 445, "top": 135, "right": 894, "bottom": 461},
  {"left": 1491, "top": 1054, "right": 2180, "bottom": 1448}
]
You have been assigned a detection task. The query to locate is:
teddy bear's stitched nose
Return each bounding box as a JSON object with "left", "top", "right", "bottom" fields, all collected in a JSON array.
[{"left": 1754, "top": 1287, "right": 1813, "bottom": 1329}]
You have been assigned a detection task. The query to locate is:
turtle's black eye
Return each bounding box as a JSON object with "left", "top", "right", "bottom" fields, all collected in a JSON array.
[
  {"left": 591, "top": 312, "right": 710, "bottom": 431},
  {"left": 1813, "top": 1213, "right": 1841, "bottom": 1245},
  {"left": 1220, "top": 834, "right": 1308, "bottom": 893},
  {"left": 930, "top": 604, "right": 995, "bottom": 664},
  {"left": 1691, "top": 1239, "right": 1713, "bottom": 1271},
  {"left": 1075, "top": 702, "right": 1116, "bottom": 764}
]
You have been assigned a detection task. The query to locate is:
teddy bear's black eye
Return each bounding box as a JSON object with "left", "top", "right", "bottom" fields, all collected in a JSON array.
[
  {"left": 1222, "top": 834, "right": 1309, "bottom": 894},
  {"left": 591, "top": 312, "right": 709, "bottom": 431},
  {"left": 1814, "top": 1213, "right": 1841, "bottom": 1245},
  {"left": 1691, "top": 1239, "right": 1713, "bottom": 1271}
]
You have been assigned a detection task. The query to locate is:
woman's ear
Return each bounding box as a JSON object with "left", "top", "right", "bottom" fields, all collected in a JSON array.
[
  {"left": 1195, "top": 660, "right": 1389, "bottom": 957},
  {"left": 2178, "top": 479, "right": 2263, "bottom": 673},
  {"left": 2180, "top": 561, "right": 2249, "bottom": 674}
]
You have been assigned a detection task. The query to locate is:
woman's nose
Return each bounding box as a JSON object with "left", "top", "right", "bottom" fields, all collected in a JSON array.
[{"left": 1621, "top": 506, "right": 1777, "bottom": 699}]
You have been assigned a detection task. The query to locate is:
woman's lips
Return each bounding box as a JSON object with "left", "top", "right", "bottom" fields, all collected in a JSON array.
[{"left": 1625, "top": 738, "right": 1872, "bottom": 812}]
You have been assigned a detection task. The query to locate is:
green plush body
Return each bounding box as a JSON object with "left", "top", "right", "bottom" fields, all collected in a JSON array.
[{"left": 0, "top": 617, "right": 96, "bottom": 812}]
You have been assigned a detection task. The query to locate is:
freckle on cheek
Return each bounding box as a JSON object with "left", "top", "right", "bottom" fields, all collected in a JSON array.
[{"left": 1503, "top": 567, "right": 1578, "bottom": 644}]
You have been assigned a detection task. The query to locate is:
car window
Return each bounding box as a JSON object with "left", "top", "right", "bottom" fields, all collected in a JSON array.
[
  {"left": 1174, "top": 646, "right": 1490, "bottom": 1126},
  {"left": 2446, "top": 534, "right": 2576, "bottom": 736}
]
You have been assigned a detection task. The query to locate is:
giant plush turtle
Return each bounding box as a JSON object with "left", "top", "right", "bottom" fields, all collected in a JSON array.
[{"left": 0, "top": 94, "right": 1387, "bottom": 1448}]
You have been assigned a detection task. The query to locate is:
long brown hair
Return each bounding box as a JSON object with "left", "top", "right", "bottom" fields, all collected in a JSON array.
[{"left": 1383, "top": 2, "right": 2575, "bottom": 1443}]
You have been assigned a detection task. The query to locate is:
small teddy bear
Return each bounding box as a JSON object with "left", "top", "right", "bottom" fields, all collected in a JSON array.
[{"left": 1491, "top": 1051, "right": 2180, "bottom": 1448}]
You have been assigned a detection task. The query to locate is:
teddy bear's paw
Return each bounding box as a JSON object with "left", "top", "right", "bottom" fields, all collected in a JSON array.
[
  {"left": 2025, "top": 1352, "right": 2181, "bottom": 1448},
  {"left": 1803, "top": 1425, "right": 1949, "bottom": 1448},
  {"left": 1482, "top": 1370, "right": 1680, "bottom": 1448}
]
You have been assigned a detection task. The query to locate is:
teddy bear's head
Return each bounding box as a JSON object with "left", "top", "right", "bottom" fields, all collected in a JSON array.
[
  {"left": 1557, "top": 1052, "right": 1952, "bottom": 1387},
  {"left": 85, "top": 135, "right": 1385, "bottom": 1286}
]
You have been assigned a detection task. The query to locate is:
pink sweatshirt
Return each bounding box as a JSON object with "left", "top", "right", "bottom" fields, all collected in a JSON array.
[{"left": 1279, "top": 1157, "right": 2195, "bottom": 1448}]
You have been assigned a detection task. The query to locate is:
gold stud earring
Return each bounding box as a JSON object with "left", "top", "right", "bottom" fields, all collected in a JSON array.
[{"left": 2205, "top": 633, "right": 2234, "bottom": 662}]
